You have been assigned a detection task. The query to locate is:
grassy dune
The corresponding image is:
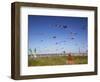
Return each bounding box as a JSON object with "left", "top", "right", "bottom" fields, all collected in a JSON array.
[{"left": 28, "top": 55, "right": 88, "bottom": 66}]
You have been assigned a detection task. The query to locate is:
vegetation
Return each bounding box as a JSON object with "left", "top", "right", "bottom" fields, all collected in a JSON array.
[{"left": 28, "top": 55, "right": 88, "bottom": 66}]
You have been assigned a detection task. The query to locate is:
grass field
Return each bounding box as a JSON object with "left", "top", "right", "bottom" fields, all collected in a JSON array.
[{"left": 28, "top": 55, "right": 88, "bottom": 66}]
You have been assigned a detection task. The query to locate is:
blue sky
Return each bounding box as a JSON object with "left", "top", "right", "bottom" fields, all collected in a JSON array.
[{"left": 28, "top": 15, "right": 88, "bottom": 54}]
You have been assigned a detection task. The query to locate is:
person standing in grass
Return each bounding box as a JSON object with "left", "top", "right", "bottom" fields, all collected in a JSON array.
[
  {"left": 66, "top": 53, "right": 74, "bottom": 64},
  {"left": 33, "top": 48, "right": 37, "bottom": 58}
]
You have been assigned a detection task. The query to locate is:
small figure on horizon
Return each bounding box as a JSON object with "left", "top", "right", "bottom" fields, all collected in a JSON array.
[
  {"left": 33, "top": 48, "right": 37, "bottom": 58},
  {"left": 66, "top": 53, "right": 74, "bottom": 64}
]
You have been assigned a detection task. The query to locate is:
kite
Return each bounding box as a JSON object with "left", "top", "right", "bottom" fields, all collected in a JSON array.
[
  {"left": 63, "top": 25, "right": 68, "bottom": 29},
  {"left": 41, "top": 40, "right": 43, "bottom": 42},
  {"left": 52, "top": 36, "right": 56, "bottom": 39},
  {"left": 71, "top": 37, "right": 75, "bottom": 40},
  {"left": 55, "top": 42, "right": 58, "bottom": 45}
]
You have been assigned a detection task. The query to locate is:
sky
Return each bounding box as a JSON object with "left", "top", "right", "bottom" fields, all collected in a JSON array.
[{"left": 28, "top": 15, "right": 88, "bottom": 54}]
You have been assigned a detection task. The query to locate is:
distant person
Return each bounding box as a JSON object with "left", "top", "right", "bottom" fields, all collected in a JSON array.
[
  {"left": 33, "top": 48, "right": 37, "bottom": 58},
  {"left": 66, "top": 53, "right": 74, "bottom": 64}
]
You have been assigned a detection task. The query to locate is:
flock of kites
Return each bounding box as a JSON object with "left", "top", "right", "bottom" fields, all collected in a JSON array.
[
  {"left": 29, "top": 24, "right": 87, "bottom": 54},
  {"left": 41, "top": 24, "right": 77, "bottom": 44}
]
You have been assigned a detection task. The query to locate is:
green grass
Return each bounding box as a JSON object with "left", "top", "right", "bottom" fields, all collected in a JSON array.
[
  {"left": 73, "top": 56, "right": 88, "bottom": 64},
  {"left": 28, "top": 55, "right": 88, "bottom": 66}
]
